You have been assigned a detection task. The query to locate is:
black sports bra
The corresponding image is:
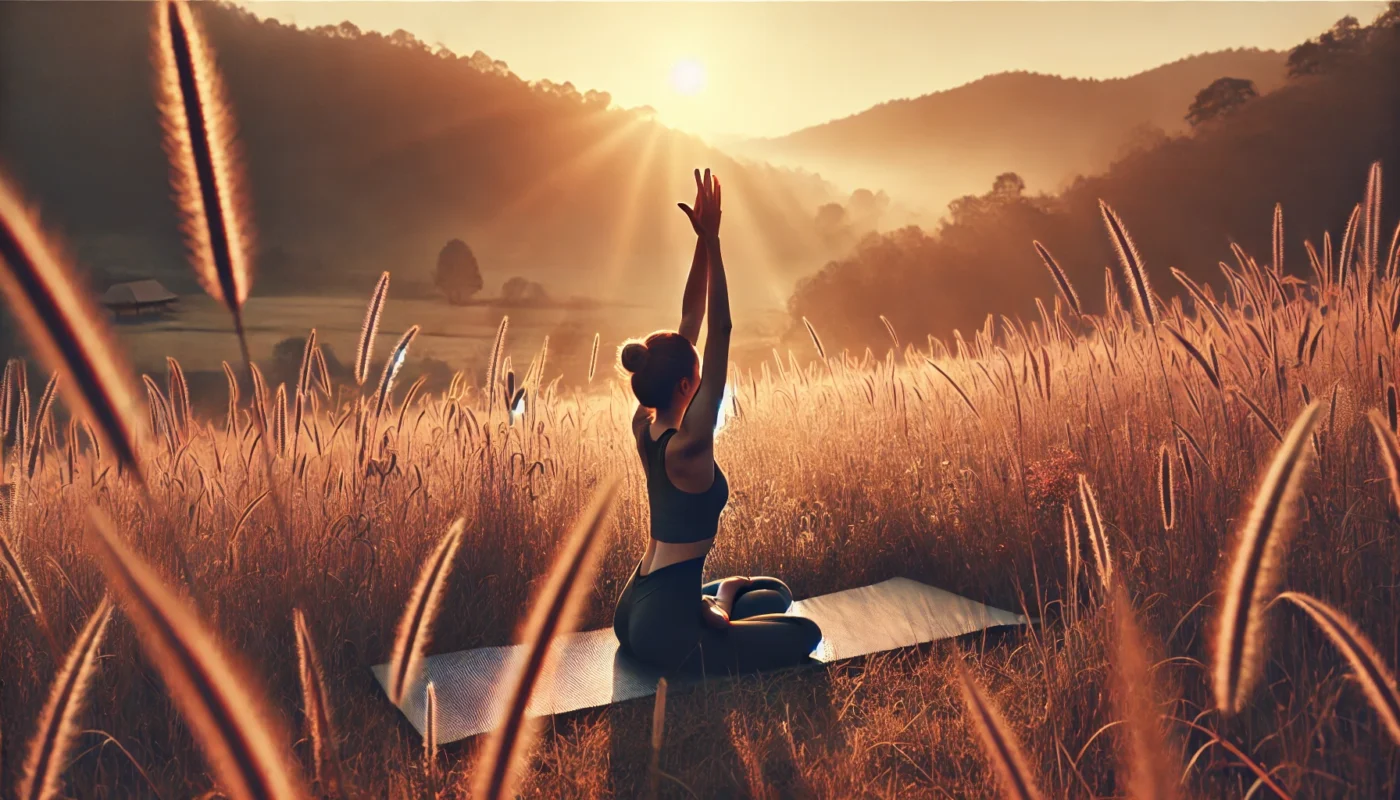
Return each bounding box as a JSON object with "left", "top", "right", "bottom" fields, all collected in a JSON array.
[{"left": 643, "top": 428, "right": 729, "bottom": 544}]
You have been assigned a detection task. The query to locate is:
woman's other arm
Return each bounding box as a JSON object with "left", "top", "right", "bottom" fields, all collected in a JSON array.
[{"left": 678, "top": 236, "right": 707, "bottom": 346}]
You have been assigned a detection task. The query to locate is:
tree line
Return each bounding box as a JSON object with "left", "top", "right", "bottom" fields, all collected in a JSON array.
[{"left": 787, "top": 5, "right": 1400, "bottom": 353}]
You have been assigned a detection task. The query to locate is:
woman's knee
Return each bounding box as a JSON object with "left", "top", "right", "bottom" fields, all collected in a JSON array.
[
  {"left": 791, "top": 617, "right": 823, "bottom": 651},
  {"left": 744, "top": 576, "right": 792, "bottom": 602},
  {"left": 731, "top": 588, "right": 791, "bottom": 619}
]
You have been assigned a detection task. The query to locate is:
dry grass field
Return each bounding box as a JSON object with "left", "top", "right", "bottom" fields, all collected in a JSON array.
[
  {"left": 5, "top": 166, "right": 1400, "bottom": 798},
  {"left": 4, "top": 3, "right": 1400, "bottom": 797}
]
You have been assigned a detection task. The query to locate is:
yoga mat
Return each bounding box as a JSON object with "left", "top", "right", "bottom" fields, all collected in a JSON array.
[{"left": 372, "top": 577, "right": 1026, "bottom": 743}]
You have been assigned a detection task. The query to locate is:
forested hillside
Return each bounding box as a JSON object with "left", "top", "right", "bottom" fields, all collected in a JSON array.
[
  {"left": 0, "top": 1, "right": 847, "bottom": 307},
  {"left": 738, "top": 49, "right": 1287, "bottom": 212},
  {"left": 789, "top": 9, "right": 1400, "bottom": 350}
]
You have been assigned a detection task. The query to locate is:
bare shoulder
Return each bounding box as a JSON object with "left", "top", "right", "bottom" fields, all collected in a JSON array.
[{"left": 666, "top": 425, "right": 714, "bottom": 468}]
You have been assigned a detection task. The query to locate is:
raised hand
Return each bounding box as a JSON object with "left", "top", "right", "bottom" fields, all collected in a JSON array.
[{"left": 679, "top": 168, "right": 721, "bottom": 239}]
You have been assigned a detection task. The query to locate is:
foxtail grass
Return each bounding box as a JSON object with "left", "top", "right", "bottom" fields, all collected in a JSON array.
[
  {"left": 26, "top": 372, "right": 58, "bottom": 480},
  {"left": 167, "top": 356, "right": 191, "bottom": 440},
  {"left": 1157, "top": 444, "right": 1175, "bottom": 531},
  {"left": 1363, "top": 162, "right": 1382, "bottom": 272},
  {"left": 1077, "top": 475, "right": 1112, "bottom": 591},
  {"left": 0, "top": 528, "right": 54, "bottom": 652},
  {"left": 155, "top": 0, "right": 251, "bottom": 327},
  {"left": 374, "top": 326, "right": 420, "bottom": 418},
  {"left": 472, "top": 478, "right": 621, "bottom": 800},
  {"left": 1277, "top": 591, "right": 1400, "bottom": 745},
  {"left": 802, "top": 317, "right": 826, "bottom": 360},
  {"left": 1062, "top": 504, "right": 1080, "bottom": 623},
  {"left": 1099, "top": 201, "right": 1157, "bottom": 327},
  {"left": 485, "top": 316, "right": 509, "bottom": 400},
  {"left": 1163, "top": 325, "right": 1221, "bottom": 391},
  {"left": 0, "top": 175, "right": 147, "bottom": 480},
  {"left": 293, "top": 608, "right": 344, "bottom": 796},
  {"left": 588, "top": 332, "right": 600, "bottom": 384},
  {"left": 1110, "top": 585, "right": 1178, "bottom": 800},
  {"left": 925, "top": 359, "right": 980, "bottom": 419},
  {"left": 17, "top": 597, "right": 114, "bottom": 800},
  {"left": 880, "top": 315, "right": 900, "bottom": 349},
  {"left": 17, "top": 596, "right": 113, "bottom": 800},
  {"left": 955, "top": 660, "right": 1043, "bottom": 800},
  {"left": 87, "top": 509, "right": 308, "bottom": 799},
  {"left": 1032, "top": 241, "right": 1081, "bottom": 316},
  {"left": 1212, "top": 401, "right": 1321, "bottom": 715},
  {"left": 424, "top": 681, "right": 438, "bottom": 784},
  {"left": 1, "top": 358, "right": 14, "bottom": 440},
  {"left": 1230, "top": 387, "right": 1284, "bottom": 443},
  {"left": 1386, "top": 217, "right": 1400, "bottom": 281},
  {"left": 1367, "top": 410, "right": 1400, "bottom": 511},
  {"left": 355, "top": 272, "right": 390, "bottom": 386},
  {"left": 385, "top": 518, "right": 466, "bottom": 706}
]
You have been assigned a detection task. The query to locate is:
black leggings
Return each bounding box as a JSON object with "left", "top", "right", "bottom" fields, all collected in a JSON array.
[{"left": 613, "top": 556, "right": 823, "bottom": 675}]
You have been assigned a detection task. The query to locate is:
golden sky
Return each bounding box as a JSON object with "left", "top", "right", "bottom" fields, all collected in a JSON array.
[{"left": 241, "top": 1, "right": 1384, "bottom": 139}]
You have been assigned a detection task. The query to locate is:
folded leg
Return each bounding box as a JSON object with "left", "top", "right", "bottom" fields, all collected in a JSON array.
[
  {"left": 702, "top": 576, "right": 794, "bottom": 619},
  {"left": 688, "top": 613, "right": 823, "bottom": 675}
]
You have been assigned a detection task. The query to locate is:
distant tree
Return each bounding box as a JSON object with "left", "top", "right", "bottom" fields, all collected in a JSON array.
[
  {"left": 436, "top": 239, "right": 483, "bottom": 305},
  {"left": 991, "top": 172, "right": 1027, "bottom": 201},
  {"left": 814, "top": 203, "right": 852, "bottom": 249},
  {"left": 1115, "top": 123, "right": 1170, "bottom": 162},
  {"left": 1288, "top": 16, "right": 1366, "bottom": 76},
  {"left": 389, "top": 29, "right": 428, "bottom": 52},
  {"left": 815, "top": 203, "right": 848, "bottom": 230},
  {"left": 847, "top": 188, "right": 890, "bottom": 224},
  {"left": 1379, "top": 1, "right": 1400, "bottom": 30},
  {"left": 1186, "top": 77, "right": 1258, "bottom": 127},
  {"left": 501, "top": 276, "right": 548, "bottom": 305}
]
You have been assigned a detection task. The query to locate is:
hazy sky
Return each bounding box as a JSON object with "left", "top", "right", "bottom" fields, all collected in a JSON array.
[{"left": 240, "top": 2, "right": 1384, "bottom": 139}]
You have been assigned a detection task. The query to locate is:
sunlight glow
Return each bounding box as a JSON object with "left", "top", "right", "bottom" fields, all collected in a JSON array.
[
  {"left": 714, "top": 381, "right": 736, "bottom": 435},
  {"left": 670, "top": 59, "right": 706, "bottom": 96}
]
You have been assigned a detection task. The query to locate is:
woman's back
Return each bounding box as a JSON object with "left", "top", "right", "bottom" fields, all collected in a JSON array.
[{"left": 642, "top": 427, "right": 729, "bottom": 543}]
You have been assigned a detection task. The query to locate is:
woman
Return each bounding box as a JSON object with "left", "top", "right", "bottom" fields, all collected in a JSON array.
[{"left": 612, "top": 169, "right": 822, "bottom": 675}]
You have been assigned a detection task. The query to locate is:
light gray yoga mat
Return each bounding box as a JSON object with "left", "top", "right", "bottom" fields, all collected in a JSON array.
[{"left": 372, "top": 577, "right": 1026, "bottom": 743}]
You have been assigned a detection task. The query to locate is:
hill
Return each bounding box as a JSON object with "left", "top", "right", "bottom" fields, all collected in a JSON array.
[
  {"left": 738, "top": 49, "right": 1287, "bottom": 212},
  {"left": 788, "top": 10, "right": 1400, "bottom": 351},
  {"left": 0, "top": 1, "right": 850, "bottom": 311}
]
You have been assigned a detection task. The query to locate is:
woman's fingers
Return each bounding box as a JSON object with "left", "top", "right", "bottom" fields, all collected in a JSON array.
[{"left": 677, "top": 203, "right": 704, "bottom": 236}]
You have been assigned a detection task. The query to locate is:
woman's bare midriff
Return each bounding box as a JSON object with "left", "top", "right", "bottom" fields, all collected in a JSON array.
[{"left": 640, "top": 537, "right": 716, "bottom": 575}]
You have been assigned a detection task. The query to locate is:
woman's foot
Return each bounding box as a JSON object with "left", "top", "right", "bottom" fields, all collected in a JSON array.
[
  {"left": 714, "top": 576, "right": 752, "bottom": 614},
  {"left": 701, "top": 596, "right": 731, "bottom": 629}
]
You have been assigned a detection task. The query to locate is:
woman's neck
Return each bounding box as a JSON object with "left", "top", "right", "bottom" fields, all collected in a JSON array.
[{"left": 652, "top": 407, "right": 684, "bottom": 431}]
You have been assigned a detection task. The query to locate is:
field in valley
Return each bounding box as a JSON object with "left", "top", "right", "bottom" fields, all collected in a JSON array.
[{"left": 5, "top": 167, "right": 1400, "bottom": 798}]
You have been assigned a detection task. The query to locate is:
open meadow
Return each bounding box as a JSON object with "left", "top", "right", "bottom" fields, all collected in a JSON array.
[
  {"left": 5, "top": 166, "right": 1400, "bottom": 798},
  {"left": 3, "top": 2, "right": 1400, "bottom": 797},
  {"left": 109, "top": 293, "right": 789, "bottom": 420}
]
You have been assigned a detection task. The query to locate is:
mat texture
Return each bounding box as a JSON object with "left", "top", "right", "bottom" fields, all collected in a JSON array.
[{"left": 372, "top": 577, "right": 1025, "bottom": 742}]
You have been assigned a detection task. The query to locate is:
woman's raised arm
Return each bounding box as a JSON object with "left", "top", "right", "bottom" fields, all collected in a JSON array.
[
  {"left": 676, "top": 173, "right": 730, "bottom": 446},
  {"left": 677, "top": 170, "right": 712, "bottom": 345}
]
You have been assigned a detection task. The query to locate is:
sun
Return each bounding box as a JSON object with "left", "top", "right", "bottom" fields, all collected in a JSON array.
[{"left": 670, "top": 59, "right": 707, "bottom": 96}]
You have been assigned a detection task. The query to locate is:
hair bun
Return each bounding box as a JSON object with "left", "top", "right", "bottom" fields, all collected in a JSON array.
[{"left": 620, "top": 341, "right": 650, "bottom": 373}]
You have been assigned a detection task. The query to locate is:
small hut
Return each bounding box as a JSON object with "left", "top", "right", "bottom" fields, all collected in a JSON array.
[{"left": 101, "top": 279, "right": 179, "bottom": 318}]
